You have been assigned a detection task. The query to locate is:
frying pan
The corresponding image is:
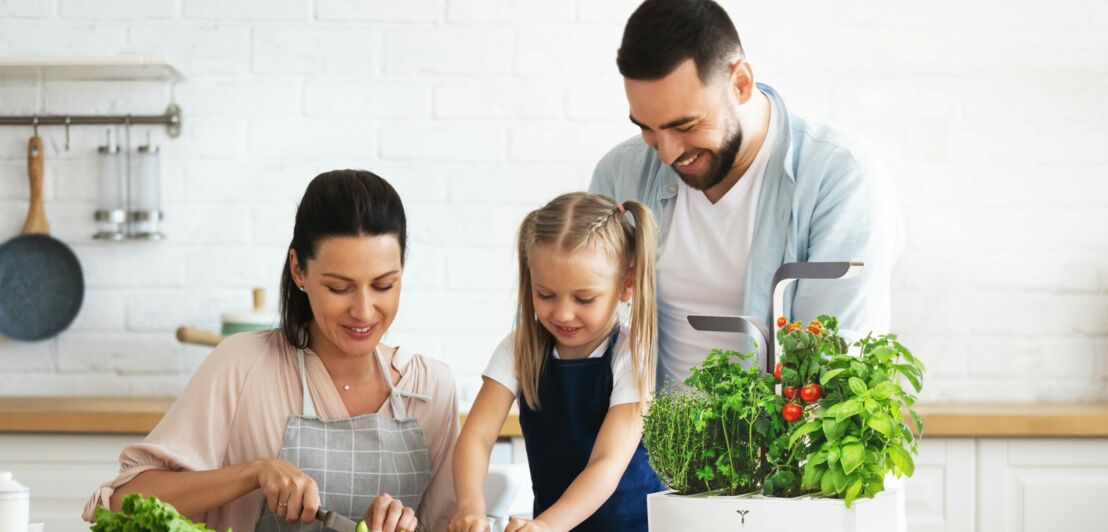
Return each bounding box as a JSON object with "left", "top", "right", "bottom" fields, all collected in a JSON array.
[{"left": 0, "top": 136, "right": 84, "bottom": 341}]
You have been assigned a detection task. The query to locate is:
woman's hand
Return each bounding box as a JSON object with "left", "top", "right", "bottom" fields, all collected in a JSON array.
[
  {"left": 448, "top": 508, "right": 490, "bottom": 532},
  {"left": 254, "top": 457, "right": 321, "bottom": 524},
  {"left": 363, "top": 492, "right": 418, "bottom": 532},
  {"left": 504, "top": 517, "right": 556, "bottom": 532}
]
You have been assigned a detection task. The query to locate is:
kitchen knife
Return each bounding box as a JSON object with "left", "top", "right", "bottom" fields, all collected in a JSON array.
[{"left": 316, "top": 507, "right": 363, "bottom": 532}]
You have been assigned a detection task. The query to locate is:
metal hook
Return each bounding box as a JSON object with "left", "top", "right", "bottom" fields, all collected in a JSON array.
[
  {"left": 32, "top": 115, "right": 38, "bottom": 137},
  {"left": 64, "top": 116, "right": 71, "bottom": 151}
]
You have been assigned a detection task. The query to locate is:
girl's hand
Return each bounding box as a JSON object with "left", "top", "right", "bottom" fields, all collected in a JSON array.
[
  {"left": 504, "top": 517, "right": 556, "bottom": 532},
  {"left": 254, "top": 458, "right": 321, "bottom": 524},
  {"left": 363, "top": 492, "right": 418, "bottom": 532},
  {"left": 448, "top": 511, "right": 491, "bottom": 532}
]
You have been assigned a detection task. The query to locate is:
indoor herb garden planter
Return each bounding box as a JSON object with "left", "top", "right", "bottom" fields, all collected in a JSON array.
[{"left": 643, "top": 262, "right": 924, "bottom": 532}]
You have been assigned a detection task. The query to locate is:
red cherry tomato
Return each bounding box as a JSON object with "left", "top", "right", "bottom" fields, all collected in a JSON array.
[
  {"left": 776, "top": 316, "right": 787, "bottom": 328},
  {"left": 774, "top": 363, "right": 783, "bottom": 381},
  {"left": 782, "top": 403, "right": 803, "bottom": 423},
  {"left": 801, "top": 383, "right": 822, "bottom": 403},
  {"left": 783, "top": 386, "right": 799, "bottom": 400}
]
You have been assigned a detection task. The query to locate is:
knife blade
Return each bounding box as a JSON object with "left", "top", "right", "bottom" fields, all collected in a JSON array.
[{"left": 316, "top": 507, "right": 362, "bottom": 532}]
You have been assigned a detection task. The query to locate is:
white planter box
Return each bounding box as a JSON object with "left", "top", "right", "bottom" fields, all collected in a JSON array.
[{"left": 648, "top": 484, "right": 905, "bottom": 532}]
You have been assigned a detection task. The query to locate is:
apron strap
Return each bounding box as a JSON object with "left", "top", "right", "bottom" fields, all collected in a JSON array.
[
  {"left": 298, "top": 349, "right": 318, "bottom": 419},
  {"left": 374, "top": 348, "right": 430, "bottom": 421}
]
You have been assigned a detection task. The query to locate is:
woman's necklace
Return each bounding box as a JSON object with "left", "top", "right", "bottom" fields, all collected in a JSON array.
[{"left": 338, "top": 349, "right": 380, "bottom": 391}]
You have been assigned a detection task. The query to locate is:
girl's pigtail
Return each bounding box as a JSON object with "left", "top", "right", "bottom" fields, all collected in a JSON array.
[{"left": 621, "top": 200, "right": 659, "bottom": 407}]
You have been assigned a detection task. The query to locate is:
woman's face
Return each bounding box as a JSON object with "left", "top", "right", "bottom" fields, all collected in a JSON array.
[{"left": 290, "top": 234, "right": 403, "bottom": 357}]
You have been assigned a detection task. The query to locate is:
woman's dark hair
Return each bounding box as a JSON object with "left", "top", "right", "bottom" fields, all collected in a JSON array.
[
  {"left": 617, "top": 0, "right": 745, "bottom": 83},
  {"left": 279, "top": 169, "right": 407, "bottom": 349}
]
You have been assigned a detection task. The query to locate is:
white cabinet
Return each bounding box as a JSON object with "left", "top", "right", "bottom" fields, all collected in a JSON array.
[
  {"left": 904, "top": 437, "right": 1108, "bottom": 532},
  {"left": 977, "top": 439, "right": 1108, "bottom": 532},
  {"left": 904, "top": 438, "right": 975, "bottom": 532},
  {"left": 0, "top": 434, "right": 142, "bottom": 532}
]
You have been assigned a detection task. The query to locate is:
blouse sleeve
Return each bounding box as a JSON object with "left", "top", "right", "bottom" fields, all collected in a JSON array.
[
  {"left": 413, "top": 359, "right": 461, "bottom": 532},
  {"left": 82, "top": 333, "right": 265, "bottom": 522}
]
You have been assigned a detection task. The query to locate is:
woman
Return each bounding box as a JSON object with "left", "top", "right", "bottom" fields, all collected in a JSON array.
[{"left": 83, "top": 170, "right": 458, "bottom": 532}]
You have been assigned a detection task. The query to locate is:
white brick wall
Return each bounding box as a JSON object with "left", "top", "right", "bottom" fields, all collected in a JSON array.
[{"left": 0, "top": 0, "right": 1104, "bottom": 403}]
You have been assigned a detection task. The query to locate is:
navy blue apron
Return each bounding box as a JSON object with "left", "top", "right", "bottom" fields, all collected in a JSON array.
[{"left": 518, "top": 327, "right": 664, "bottom": 531}]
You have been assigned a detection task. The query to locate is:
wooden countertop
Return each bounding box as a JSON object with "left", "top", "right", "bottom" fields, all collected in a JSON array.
[{"left": 2, "top": 398, "right": 1108, "bottom": 438}]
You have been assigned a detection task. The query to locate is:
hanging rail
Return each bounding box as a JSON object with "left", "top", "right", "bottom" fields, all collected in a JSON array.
[{"left": 0, "top": 104, "right": 182, "bottom": 138}]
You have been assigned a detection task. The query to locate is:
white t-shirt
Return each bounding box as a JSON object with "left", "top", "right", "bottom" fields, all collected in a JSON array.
[
  {"left": 656, "top": 97, "right": 779, "bottom": 387},
  {"left": 482, "top": 322, "right": 640, "bottom": 407}
]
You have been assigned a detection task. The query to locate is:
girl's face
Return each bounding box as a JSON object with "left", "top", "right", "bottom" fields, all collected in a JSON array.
[
  {"left": 528, "top": 245, "right": 632, "bottom": 359},
  {"left": 290, "top": 234, "right": 403, "bottom": 358}
]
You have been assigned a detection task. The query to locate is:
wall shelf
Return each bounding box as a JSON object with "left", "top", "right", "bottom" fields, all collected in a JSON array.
[
  {"left": 0, "top": 56, "right": 183, "bottom": 137},
  {"left": 0, "top": 56, "right": 182, "bottom": 82}
]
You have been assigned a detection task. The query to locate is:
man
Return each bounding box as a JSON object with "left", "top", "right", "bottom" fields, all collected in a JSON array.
[{"left": 590, "top": 0, "right": 903, "bottom": 387}]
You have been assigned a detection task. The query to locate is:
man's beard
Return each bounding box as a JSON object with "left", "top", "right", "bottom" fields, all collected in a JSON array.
[{"left": 674, "top": 123, "right": 743, "bottom": 191}]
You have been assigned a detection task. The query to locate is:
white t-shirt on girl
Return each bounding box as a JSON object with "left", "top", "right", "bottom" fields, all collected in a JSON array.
[{"left": 482, "top": 322, "right": 640, "bottom": 407}]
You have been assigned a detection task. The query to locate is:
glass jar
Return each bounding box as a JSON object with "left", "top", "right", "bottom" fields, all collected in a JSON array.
[{"left": 93, "top": 130, "right": 125, "bottom": 240}]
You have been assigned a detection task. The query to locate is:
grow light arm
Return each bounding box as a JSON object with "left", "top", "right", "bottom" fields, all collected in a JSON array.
[
  {"left": 687, "top": 315, "right": 772, "bottom": 374},
  {"left": 771, "top": 261, "right": 863, "bottom": 357}
]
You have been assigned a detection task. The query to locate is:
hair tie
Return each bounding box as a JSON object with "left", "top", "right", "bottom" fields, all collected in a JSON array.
[{"left": 617, "top": 203, "right": 626, "bottom": 214}]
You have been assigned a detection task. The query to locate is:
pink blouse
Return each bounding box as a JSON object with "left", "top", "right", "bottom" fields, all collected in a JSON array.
[{"left": 82, "top": 330, "right": 459, "bottom": 532}]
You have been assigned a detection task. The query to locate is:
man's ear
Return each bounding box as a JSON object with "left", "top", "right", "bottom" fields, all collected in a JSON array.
[
  {"left": 729, "top": 60, "right": 755, "bottom": 104},
  {"left": 620, "top": 270, "right": 635, "bottom": 303}
]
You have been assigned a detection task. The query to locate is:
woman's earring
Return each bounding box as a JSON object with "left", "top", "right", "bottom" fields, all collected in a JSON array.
[{"left": 299, "top": 285, "right": 306, "bottom": 292}]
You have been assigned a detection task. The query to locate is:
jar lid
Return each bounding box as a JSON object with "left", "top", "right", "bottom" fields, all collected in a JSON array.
[{"left": 0, "top": 471, "right": 29, "bottom": 495}]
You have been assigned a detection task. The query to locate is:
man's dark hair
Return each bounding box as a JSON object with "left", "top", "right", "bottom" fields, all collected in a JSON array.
[{"left": 617, "top": 0, "right": 745, "bottom": 82}]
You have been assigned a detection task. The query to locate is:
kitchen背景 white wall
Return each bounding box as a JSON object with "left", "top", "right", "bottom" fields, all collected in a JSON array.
[{"left": 0, "top": 0, "right": 1105, "bottom": 403}]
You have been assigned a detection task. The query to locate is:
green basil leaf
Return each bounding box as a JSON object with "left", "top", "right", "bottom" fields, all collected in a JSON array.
[
  {"left": 820, "top": 368, "right": 847, "bottom": 386},
  {"left": 844, "top": 478, "right": 864, "bottom": 508},
  {"left": 832, "top": 463, "right": 849, "bottom": 492},
  {"left": 840, "top": 442, "right": 864, "bottom": 475},
  {"left": 821, "top": 464, "right": 836, "bottom": 494},
  {"left": 836, "top": 399, "right": 863, "bottom": 422},
  {"left": 802, "top": 460, "right": 823, "bottom": 489},
  {"left": 788, "top": 419, "right": 822, "bottom": 448},
  {"left": 888, "top": 445, "right": 915, "bottom": 476},
  {"left": 910, "top": 409, "right": 925, "bottom": 436},
  {"left": 867, "top": 414, "right": 894, "bottom": 437},
  {"left": 872, "top": 381, "right": 900, "bottom": 400},
  {"left": 848, "top": 377, "right": 868, "bottom": 396},
  {"left": 851, "top": 361, "right": 869, "bottom": 377},
  {"left": 822, "top": 418, "right": 842, "bottom": 442}
]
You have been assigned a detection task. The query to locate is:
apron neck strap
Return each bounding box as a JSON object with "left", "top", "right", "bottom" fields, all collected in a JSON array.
[
  {"left": 299, "top": 347, "right": 432, "bottom": 421},
  {"left": 375, "top": 348, "right": 431, "bottom": 421},
  {"left": 298, "top": 349, "right": 317, "bottom": 419},
  {"left": 602, "top": 326, "right": 620, "bottom": 359}
]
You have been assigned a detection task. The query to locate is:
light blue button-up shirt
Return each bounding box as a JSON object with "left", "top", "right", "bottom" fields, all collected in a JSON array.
[{"left": 590, "top": 83, "right": 904, "bottom": 367}]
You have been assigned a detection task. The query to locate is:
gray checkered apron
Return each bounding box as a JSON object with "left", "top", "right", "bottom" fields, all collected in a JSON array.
[{"left": 256, "top": 349, "right": 433, "bottom": 531}]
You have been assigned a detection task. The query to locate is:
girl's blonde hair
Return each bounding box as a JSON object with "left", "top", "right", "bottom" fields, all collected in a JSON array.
[{"left": 514, "top": 192, "right": 659, "bottom": 410}]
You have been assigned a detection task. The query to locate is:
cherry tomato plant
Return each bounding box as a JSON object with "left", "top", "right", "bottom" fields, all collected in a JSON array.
[
  {"left": 642, "top": 315, "right": 926, "bottom": 508},
  {"left": 772, "top": 316, "right": 926, "bottom": 507}
]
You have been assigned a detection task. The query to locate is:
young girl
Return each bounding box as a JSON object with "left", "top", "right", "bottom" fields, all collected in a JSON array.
[{"left": 450, "top": 192, "right": 663, "bottom": 532}]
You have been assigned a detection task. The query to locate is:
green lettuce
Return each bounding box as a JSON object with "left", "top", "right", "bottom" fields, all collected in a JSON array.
[{"left": 91, "top": 494, "right": 222, "bottom": 532}]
